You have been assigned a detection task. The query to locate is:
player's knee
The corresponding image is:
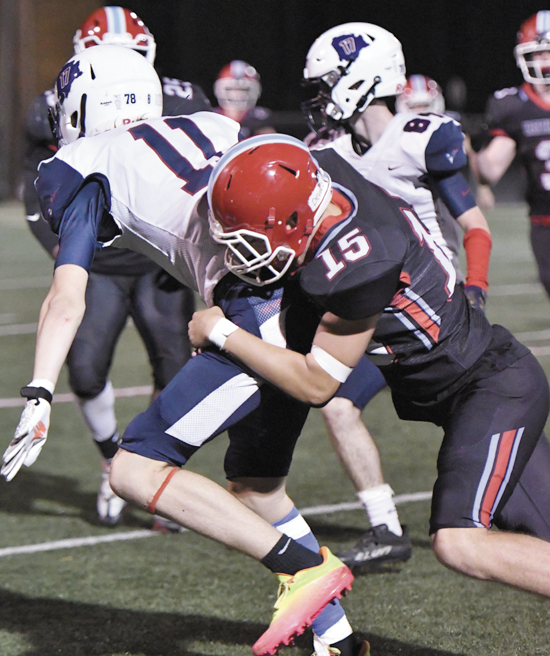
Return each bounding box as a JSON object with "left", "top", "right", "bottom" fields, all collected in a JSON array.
[
  {"left": 431, "top": 527, "right": 491, "bottom": 579},
  {"left": 228, "top": 476, "right": 291, "bottom": 522},
  {"left": 110, "top": 449, "right": 172, "bottom": 509},
  {"left": 69, "top": 366, "right": 106, "bottom": 399},
  {"left": 321, "top": 397, "right": 360, "bottom": 429}
]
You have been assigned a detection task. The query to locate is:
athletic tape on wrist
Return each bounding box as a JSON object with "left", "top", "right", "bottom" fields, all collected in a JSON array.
[
  {"left": 310, "top": 345, "right": 353, "bottom": 383},
  {"left": 209, "top": 317, "right": 238, "bottom": 350}
]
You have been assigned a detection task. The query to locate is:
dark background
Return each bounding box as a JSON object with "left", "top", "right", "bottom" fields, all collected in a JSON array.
[{"left": 126, "top": 0, "right": 545, "bottom": 114}]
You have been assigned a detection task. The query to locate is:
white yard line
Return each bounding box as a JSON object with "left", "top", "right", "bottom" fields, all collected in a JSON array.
[{"left": 0, "top": 491, "right": 432, "bottom": 558}]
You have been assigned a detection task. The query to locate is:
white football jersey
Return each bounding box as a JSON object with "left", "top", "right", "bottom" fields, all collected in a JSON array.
[
  {"left": 309, "top": 113, "right": 466, "bottom": 275},
  {"left": 39, "top": 112, "right": 240, "bottom": 305}
]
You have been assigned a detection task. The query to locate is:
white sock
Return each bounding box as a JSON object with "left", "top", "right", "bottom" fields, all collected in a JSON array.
[
  {"left": 313, "top": 616, "right": 353, "bottom": 654},
  {"left": 357, "top": 483, "right": 402, "bottom": 536},
  {"left": 77, "top": 381, "right": 117, "bottom": 442}
]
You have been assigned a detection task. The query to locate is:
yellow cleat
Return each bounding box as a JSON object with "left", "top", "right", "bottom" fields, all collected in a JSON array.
[{"left": 252, "top": 546, "right": 354, "bottom": 656}]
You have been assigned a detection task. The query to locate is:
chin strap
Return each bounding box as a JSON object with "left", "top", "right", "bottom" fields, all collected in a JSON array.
[{"left": 356, "top": 76, "right": 381, "bottom": 114}]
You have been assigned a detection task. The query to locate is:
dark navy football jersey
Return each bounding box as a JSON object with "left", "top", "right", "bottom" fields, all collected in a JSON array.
[
  {"left": 161, "top": 77, "right": 212, "bottom": 116},
  {"left": 486, "top": 83, "right": 550, "bottom": 215},
  {"left": 301, "top": 148, "right": 493, "bottom": 401}
]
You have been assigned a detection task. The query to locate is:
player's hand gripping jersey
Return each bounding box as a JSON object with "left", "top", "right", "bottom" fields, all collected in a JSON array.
[
  {"left": 36, "top": 112, "right": 240, "bottom": 305},
  {"left": 309, "top": 113, "right": 469, "bottom": 272},
  {"left": 486, "top": 83, "right": 550, "bottom": 216},
  {"left": 300, "top": 148, "right": 493, "bottom": 401}
]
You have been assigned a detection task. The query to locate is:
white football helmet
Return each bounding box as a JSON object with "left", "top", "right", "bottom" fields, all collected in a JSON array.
[
  {"left": 302, "top": 22, "right": 406, "bottom": 130},
  {"left": 53, "top": 45, "right": 162, "bottom": 146},
  {"left": 395, "top": 75, "right": 445, "bottom": 114}
]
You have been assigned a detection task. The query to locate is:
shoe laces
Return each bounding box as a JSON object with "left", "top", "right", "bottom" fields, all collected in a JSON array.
[{"left": 272, "top": 573, "right": 293, "bottom": 613}]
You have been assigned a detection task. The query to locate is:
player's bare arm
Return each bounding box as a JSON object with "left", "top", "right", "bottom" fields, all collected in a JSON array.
[
  {"left": 475, "top": 135, "right": 517, "bottom": 186},
  {"left": 2, "top": 263, "right": 88, "bottom": 481},
  {"left": 189, "top": 307, "right": 378, "bottom": 406},
  {"left": 34, "top": 264, "right": 88, "bottom": 384},
  {"left": 456, "top": 205, "right": 490, "bottom": 233}
]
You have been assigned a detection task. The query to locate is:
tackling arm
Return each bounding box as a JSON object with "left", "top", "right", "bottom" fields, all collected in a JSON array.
[{"left": 189, "top": 306, "right": 378, "bottom": 406}]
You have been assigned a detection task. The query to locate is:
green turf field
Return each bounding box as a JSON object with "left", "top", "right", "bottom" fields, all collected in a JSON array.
[{"left": 1, "top": 200, "right": 549, "bottom": 656}]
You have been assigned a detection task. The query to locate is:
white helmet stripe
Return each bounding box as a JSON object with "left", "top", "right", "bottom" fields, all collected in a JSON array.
[
  {"left": 409, "top": 75, "right": 427, "bottom": 93},
  {"left": 104, "top": 6, "right": 127, "bottom": 34},
  {"left": 536, "top": 10, "right": 550, "bottom": 34}
]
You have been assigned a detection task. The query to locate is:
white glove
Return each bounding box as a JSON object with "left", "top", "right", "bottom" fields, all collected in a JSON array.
[{"left": 2, "top": 388, "right": 52, "bottom": 482}]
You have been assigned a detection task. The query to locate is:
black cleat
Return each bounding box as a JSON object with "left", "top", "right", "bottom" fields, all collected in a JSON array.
[{"left": 336, "top": 524, "right": 412, "bottom": 570}]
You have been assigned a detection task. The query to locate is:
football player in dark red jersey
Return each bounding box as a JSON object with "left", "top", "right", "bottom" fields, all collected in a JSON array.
[
  {"left": 190, "top": 133, "right": 550, "bottom": 599},
  {"left": 476, "top": 11, "right": 550, "bottom": 298},
  {"left": 213, "top": 60, "right": 276, "bottom": 138},
  {"left": 301, "top": 24, "right": 492, "bottom": 571}
]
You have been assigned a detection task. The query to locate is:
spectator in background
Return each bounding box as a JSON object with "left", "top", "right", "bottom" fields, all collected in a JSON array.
[{"left": 214, "top": 60, "right": 276, "bottom": 137}]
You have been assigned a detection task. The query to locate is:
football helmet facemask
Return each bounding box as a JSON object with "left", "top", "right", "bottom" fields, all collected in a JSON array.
[
  {"left": 214, "top": 60, "right": 262, "bottom": 113},
  {"left": 515, "top": 11, "right": 550, "bottom": 84},
  {"left": 395, "top": 74, "right": 445, "bottom": 114},
  {"left": 302, "top": 22, "right": 406, "bottom": 133},
  {"left": 52, "top": 45, "right": 162, "bottom": 146},
  {"left": 207, "top": 134, "right": 332, "bottom": 286},
  {"left": 73, "top": 6, "right": 156, "bottom": 64}
]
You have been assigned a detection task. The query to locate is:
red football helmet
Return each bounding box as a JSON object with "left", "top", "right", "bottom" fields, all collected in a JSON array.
[
  {"left": 214, "top": 60, "right": 261, "bottom": 113},
  {"left": 73, "top": 6, "right": 156, "bottom": 65},
  {"left": 208, "top": 134, "right": 333, "bottom": 285},
  {"left": 395, "top": 75, "right": 445, "bottom": 114},
  {"left": 515, "top": 11, "right": 550, "bottom": 84}
]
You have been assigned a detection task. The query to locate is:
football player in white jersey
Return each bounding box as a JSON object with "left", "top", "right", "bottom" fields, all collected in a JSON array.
[
  {"left": 299, "top": 23, "right": 492, "bottom": 571},
  {"left": 22, "top": 5, "right": 213, "bottom": 529},
  {"left": 3, "top": 45, "right": 366, "bottom": 656}
]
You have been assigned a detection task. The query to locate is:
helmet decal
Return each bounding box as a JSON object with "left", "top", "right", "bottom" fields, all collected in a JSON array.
[
  {"left": 332, "top": 34, "right": 369, "bottom": 61},
  {"left": 56, "top": 60, "right": 83, "bottom": 104}
]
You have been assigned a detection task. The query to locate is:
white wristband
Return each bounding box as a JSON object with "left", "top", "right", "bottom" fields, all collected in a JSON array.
[
  {"left": 310, "top": 345, "right": 353, "bottom": 383},
  {"left": 29, "top": 378, "right": 55, "bottom": 394},
  {"left": 209, "top": 318, "right": 239, "bottom": 350}
]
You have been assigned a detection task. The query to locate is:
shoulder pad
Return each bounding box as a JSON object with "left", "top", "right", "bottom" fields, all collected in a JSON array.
[{"left": 425, "top": 120, "right": 467, "bottom": 175}]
